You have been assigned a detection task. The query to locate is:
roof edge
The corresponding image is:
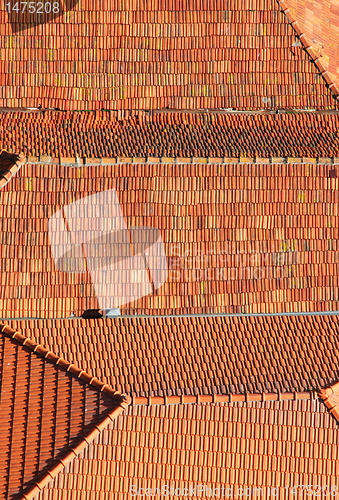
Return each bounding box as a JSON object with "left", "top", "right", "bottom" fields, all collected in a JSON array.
[{"left": 277, "top": 0, "right": 339, "bottom": 100}]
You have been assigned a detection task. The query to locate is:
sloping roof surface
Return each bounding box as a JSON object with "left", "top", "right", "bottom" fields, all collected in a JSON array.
[
  {"left": 1, "top": 111, "right": 339, "bottom": 158},
  {"left": 0, "top": 324, "right": 128, "bottom": 500},
  {"left": 9, "top": 314, "right": 339, "bottom": 397},
  {"left": 35, "top": 399, "right": 339, "bottom": 500},
  {"left": 0, "top": 0, "right": 338, "bottom": 110},
  {"left": 1, "top": 160, "right": 339, "bottom": 318},
  {"left": 284, "top": 0, "right": 339, "bottom": 94}
]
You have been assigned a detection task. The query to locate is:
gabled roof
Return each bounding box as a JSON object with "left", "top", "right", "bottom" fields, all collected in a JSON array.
[
  {"left": 10, "top": 313, "right": 339, "bottom": 397},
  {"left": 0, "top": 158, "right": 339, "bottom": 318},
  {"left": 34, "top": 398, "right": 339, "bottom": 500},
  {"left": 1, "top": 111, "right": 339, "bottom": 159},
  {"left": 0, "top": 323, "right": 130, "bottom": 500},
  {"left": 0, "top": 0, "right": 338, "bottom": 110}
]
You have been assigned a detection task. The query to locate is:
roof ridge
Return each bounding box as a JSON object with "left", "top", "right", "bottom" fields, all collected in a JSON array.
[
  {"left": 0, "top": 323, "right": 129, "bottom": 404},
  {"left": 132, "top": 390, "right": 319, "bottom": 406},
  {"left": 277, "top": 0, "right": 339, "bottom": 100},
  {"left": 18, "top": 155, "right": 339, "bottom": 165},
  {"left": 0, "top": 323, "right": 131, "bottom": 500}
]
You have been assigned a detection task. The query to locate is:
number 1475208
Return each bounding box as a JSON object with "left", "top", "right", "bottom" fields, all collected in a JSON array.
[{"left": 5, "top": 2, "right": 60, "bottom": 13}]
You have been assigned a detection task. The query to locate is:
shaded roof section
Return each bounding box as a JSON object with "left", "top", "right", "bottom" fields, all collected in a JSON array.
[
  {"left": 35, "top": 399, "right": 339, "bottom": 500},
  {"left": 0, "top": 150, "right": 25, "bottom": 188},
  {"left": 0, "top": 151, "right": 17, "bottom": 177},
  {"left": 0, "top": 323, "right": 130, "bottom": 500},
  {"left": 1, "top": 160, "right": 339, "bottom": 318},
  {"left": 0, "top": 0, "right": 338, "bottom": 110},
  {"left": 284, "top": 0, "right": 339, "bottom": 93},
  {"left": 1, "top": 111, "right": 339, "bottom": 158},
  {"left": 10, "top": 313, "right": 339, "bottom": 397}
]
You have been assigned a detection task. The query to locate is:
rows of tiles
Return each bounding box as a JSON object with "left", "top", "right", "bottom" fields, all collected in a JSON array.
[
  {"left": 37, "top": 400, "right": 339, "bottom": 500},
  {"left": 0, "top": 332, "right": 118, "bottom": 499},
  {"left": 285, "top": 0, "right": 339, "bottom": 92},
  {"left": 1, "top": 162, "right": 339, "bottom": 317},
  {"left": 10, "top": 314, "right": 339, "bottom": 397},
  {"left": 1, "top": 111, "right": 339, "bottom": 159},
  {"left": 0, "top": 0, "right": 337, "bottom": 109}
]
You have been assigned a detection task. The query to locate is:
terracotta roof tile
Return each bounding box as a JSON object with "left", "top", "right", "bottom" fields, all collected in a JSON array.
[
  {"left": 284, "top": 0, "right": 339, "bottom": 96},
  {"left": 1, "top": 160, "right": 339, "bottom": 317},
  {"left": 0, "top": 323, "right": 130, "bottom": 500},
  {"left": 9, "top": 313, "right": 339, "bottom": 397},
  {"left": 1, "top": 111, "right": 339, "bottom": 159},
  {"left": 318, "top": 380, "right": 339, "bottom": 424},
  {"left": 0, "top": 150, "right": 25, "bottom": 188},
  {"left": 35, "top": 399, "right": 338, "bottom": 500},
  {"left": 0, "top": 0, "right": 338, "bottom": 110}
]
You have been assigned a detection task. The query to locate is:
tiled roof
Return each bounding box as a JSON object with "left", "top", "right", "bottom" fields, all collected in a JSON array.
[
  {"left": 0, "top": 150, "right": 25, "bottom": 188},
  {"left": 1, "top": 111, "right": 339, "bottom": 158},
  {"left": 35, "top": 399, "right": 339, "bottom": 500},
  {"left": 131, "top": 390, "right": 318, "bottom": 405},
  {"left": 0, "top": 323, "right": 130, "bottom": 500},
  {"left": 319, "top": 380, "right": 339, "bottom": 424},
  {"left": 1, "top": 160, "right": 339, "bottom": 317},
  {"left": 0, "top": 1, "right": 338, "bottom": 110},
  {"left": 9, "top": 314, "right": 339, "bottom": 397},
  {"left": 283, "top": 0, "right": 339, "bottom": 94}
]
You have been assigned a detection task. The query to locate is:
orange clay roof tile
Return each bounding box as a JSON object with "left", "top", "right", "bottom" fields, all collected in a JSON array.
[
  {"left": 0, "top": 0, "right": 339, "bottom": 114},
  {"left": 1, "top": 160, "right": 339, "bottom": 317},
  {"left": 33, "top": 399, "right": 338, "bottom": 500},
  {"left": 283, "top": 0, "right": 339, "bottom": 95},
  {"left": 1, "top": 111, "right": 339, "bottom": 159},
  {"left": 0, "top": 150, "right": 25, "bottom": 188},
  {"left": 8, "top": 313, "right": 339, "bottom": 397},
  {"left": 0, "top": 323, "right": 130, "bottom": 500},
  {"left": 319, "top": 380, "right": 339, "bottom": 424}
]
